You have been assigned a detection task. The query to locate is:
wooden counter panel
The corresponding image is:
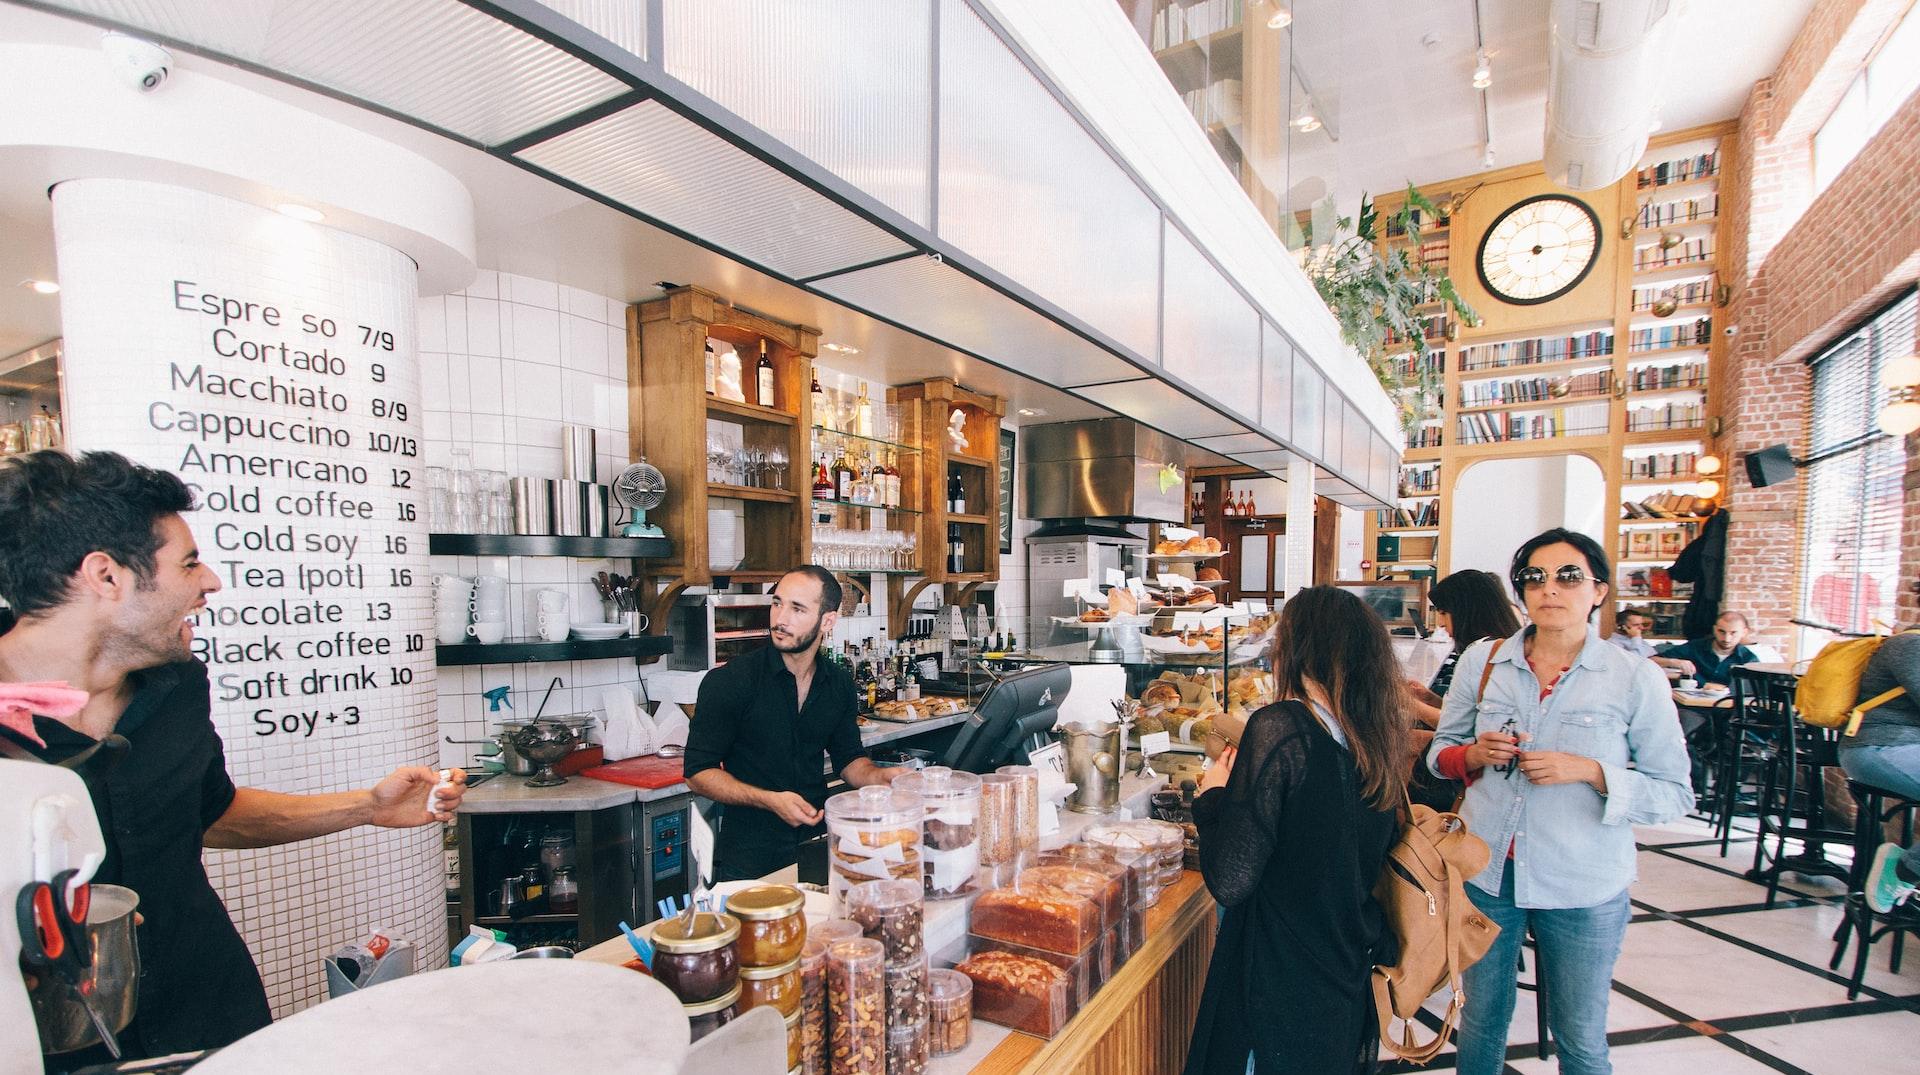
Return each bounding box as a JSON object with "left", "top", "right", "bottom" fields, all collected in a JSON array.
[{"left": 969, "top": 870, "right": 1218, "bottom": 1075}]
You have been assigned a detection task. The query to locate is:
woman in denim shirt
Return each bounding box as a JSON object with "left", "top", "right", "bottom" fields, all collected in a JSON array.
[{"left": 1426, "top": 528, "right": 1694, "bottom": 1075}]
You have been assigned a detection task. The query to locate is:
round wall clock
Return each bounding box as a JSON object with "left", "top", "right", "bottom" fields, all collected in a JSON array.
[{"left": 1474, "top": 193, "right": 1602, "bottom": 305}]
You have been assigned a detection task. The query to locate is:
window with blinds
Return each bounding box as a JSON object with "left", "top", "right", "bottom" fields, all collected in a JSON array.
[{"left": 1798, "top": 290, "right": 1916, "bottom": 653}]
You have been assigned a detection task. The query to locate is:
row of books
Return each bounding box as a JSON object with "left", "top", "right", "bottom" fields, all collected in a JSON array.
[
  {"left": 1386, "top": 350, "right": 1443, "bottom": 380},
  {"left": 1398, "top": 237, "right": 1450, "bottom": 270},
  {"left": 1384, "top": 203, "right": 1452, "bottom": 239},
  {"left": 1150, "top": 0, "right": 1241, "bottom": 49},
  {"left": 1623, "top": 450, "right": 1700, "bottom": 479},
  {"left": 1459, "top": 331, "right": 1615, "bottom": 371},
  {"left": 1180, "top": 78, "right": 1242, "bottom": 128},
  {"left": 1625, "top": 362, "right": 1707, "bottom": 391},
  {"left": 1623, "top": 492, "right": 1711, "bottom": 519},
  {"left": 1636, "top": 194, "right": 1719, "bottom": 228},
  {"left": 1636, "top": 237, "right": 1715, "bottom": 271},
  {"left": 1385, "top": 314, "right": 1450, "bottom": 346},
  {"left": 1627, "top": 401, "right": 1705, "bottom": 431},
  {"left": 1618, "top": 528, "right": 1690, "bottom": 560},
  {"left": 1637, "top": 150, "right": 1719, "bottom": 189},
  {"left": 1459, "top": 370, "right": 1612, "bottom": 409},
  {"left": 1632, "top": 279, "right": 1715, "bottom": 310},
  {"left": 1398, "top": 468, "right": 1439, "bottom": 495},
  {"left": 1455, "top": 402, "right": 1609, "bottom": 445},
  {"left": 1628, "top": 318, "right": 1712, "bottom": 351},
  {"left": 1406, "top": 426, "right": 1443, "bottom": 449},
  {"left": 1377, "top": 502, "right": 1440, "bottom": 527}
]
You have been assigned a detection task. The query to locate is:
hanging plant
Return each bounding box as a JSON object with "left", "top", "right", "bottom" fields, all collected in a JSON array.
[{"left": 1299, "top": 184, "right": 1479, "bottom": 433}]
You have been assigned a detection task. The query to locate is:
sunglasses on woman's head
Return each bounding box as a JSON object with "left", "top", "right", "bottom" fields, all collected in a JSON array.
[{"left": 1513, "top": 565, "right": 1590, "bottom": 589}]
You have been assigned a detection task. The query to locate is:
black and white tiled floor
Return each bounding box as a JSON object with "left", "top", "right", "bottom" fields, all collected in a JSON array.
[{"left": 1381, "top": 816, "right": 1920, "bottom": 1074}]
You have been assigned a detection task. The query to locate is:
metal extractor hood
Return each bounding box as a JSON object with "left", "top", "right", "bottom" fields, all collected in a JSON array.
[{"left": 1022, "top": 418, "right": 1186, "bottom": 523}]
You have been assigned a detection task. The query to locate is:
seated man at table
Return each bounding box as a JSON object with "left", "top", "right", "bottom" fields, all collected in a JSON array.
[
  {"left": 1609, "top": 606, "right": 1660, "bottom": 660},
  {"left": 1654, "top": 610, "right": 1760, "bottom": 685}
]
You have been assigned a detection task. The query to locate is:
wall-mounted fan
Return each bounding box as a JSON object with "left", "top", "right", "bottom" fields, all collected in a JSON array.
[{"left": 613, "top": 459, "right": 667, "bottom": 539}]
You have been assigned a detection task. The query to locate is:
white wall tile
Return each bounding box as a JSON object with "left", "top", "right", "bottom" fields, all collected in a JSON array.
[
  {"left": 418, "top": 295, "right": 446, "bottom": 351},
  {"left": 512, "top": 358, "right": 565, "bottom": 417},
  {"left": 443, "top": 295, "right": 469, "bottom": 353},
  {"left": 466, "top": 269, "right": 499, "bottom": 299},
  {"left": 420, "top": 351, "right": 451, "bottom": 407},
  {"left": 564, "top": 314, "right": 609, "bottom": 376},
  {"left": 512, "top": 302, "right": 562, "bottom": 367},
  {"left": 466, "top": 297, "right": 502, "bottom": 358},
  {"left": 505, "top": 272, "right": 560, "bottom": 309}
]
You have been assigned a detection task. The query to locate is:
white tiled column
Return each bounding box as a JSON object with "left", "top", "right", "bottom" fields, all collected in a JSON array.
[
  {"left": 53, "top": 178, "right": 442, "bottom": 1016},
  {"left": 1285, "top": 455, "right": 1315, "bottom": 594}
]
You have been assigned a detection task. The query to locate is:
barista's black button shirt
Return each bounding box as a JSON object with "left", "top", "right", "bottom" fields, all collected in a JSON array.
[{"left": 685, "top": 642, "right": 866, "bottom": 879}]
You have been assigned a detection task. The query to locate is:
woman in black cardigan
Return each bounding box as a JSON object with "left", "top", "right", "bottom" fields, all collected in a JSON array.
[{"left": 1185, "top": 586, "right": 1408, "bottom": 1075}]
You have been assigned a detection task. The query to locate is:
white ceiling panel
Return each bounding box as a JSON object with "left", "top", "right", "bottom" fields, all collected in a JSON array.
[
  {"left": 1072, "top": 378, "right": 1250, "bottom": 440},
  {"left": 517, "top": 100, "right": 913, "bottom": 281},
  {"left": 1232, "top": 449, "right": 1303, "bottom": 470},
  {"left": 1191, "top": 432, "right": 1282, "bottom": 454},
  {"left": 44, "top": 0, "right": 630, "bottom": 145},
  {"left": 533, "top": 0, "right": 647, "bottom": 60},
  {"left": 811, "top": 254, "right": 1143, "bottom": 389},
  {"left": 1162, "top": 223, "right": 1260, "bottom": 424}
]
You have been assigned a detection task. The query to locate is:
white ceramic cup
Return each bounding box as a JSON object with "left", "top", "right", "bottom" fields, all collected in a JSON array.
[
  {"left": 437, "top": 616, "right": 469, "bottom": 645},
  {"left": 1677, "top": 678, "right": 1698, "bottom": 690},
  {"left": 468, "top": 618, "right": 507, "bottom": 645},
  {"left": 535, "top": 588, "right": 568, "bottom": 611},
  {"left": 537, "top": 614, "right": 569, "bottom": 643}
]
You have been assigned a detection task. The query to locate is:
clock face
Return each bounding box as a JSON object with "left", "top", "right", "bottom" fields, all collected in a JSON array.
[{"left": 1475, "top": 194, "right": 1602, "bottom": 305}]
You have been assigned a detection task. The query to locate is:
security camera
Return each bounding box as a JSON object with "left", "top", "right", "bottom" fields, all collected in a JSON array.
[{"left": 102, "top": 32, "right": 171, "bottom": 93}]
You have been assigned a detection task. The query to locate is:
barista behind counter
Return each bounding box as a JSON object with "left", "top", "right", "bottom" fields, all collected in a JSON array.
[{"left": 684, "top": 566, "right": 906, "bottom": 881}]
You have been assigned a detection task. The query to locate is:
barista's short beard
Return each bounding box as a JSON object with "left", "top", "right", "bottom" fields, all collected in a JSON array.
[{"left": 771, "top": 615, "right": 823, "bottom": 654}]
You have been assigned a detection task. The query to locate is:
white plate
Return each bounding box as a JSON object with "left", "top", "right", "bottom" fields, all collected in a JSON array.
[
  {"left": 1145, "top": 551, "right": 1226, "bottom": 561},
  {"left": 570, "top": 623, "right": 629, "bottom": 640}
]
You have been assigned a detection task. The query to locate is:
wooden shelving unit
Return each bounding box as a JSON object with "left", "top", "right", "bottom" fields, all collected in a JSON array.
[
  {"left": 883, "top": 377, "right": 1006, "bottom": 635},
  {"left": 1363, "top": 124, "right": 1734, "bottom": 593},
  {"left": 628, "top": 285, "right": 820, "bottom": 628}
]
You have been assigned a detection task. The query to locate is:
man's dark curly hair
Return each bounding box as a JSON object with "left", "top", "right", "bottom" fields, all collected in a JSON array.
[{"left": 0, "top": 450, "right": 195, "bottom": 615}]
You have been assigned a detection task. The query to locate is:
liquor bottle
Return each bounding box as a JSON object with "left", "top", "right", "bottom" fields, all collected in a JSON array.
[
  {"left": 854, "top": 382, "right": 873, "bottom": 438},
  {"left": 854, "top": 454, "right": 876, "bottom": 506},
  {"left": 1247, "top": 489, "right": 1259, "bottom": 517},
  {"left": 812, "top": 452, "right": 833, "bottom": 500},
  {"left": 755, "top": 341, "right": 775, "bottom": 408},
  {"left": 833, "top": 446, "right": 855, "bottom": 502},
  {"left": 947, "top": 471, "right": 966, "bottom": 514},
  {"left": 948, "top": 525, "right": 965, "bottom": 574},
  {"left": 882, "top": 450, "right": 900, "bottom": 509},
  {"left": 810, "top": 372, "right": 831, "bottom": 430},
  {"left": 704, "top": 339, "right": 718, "bottom": 396}
]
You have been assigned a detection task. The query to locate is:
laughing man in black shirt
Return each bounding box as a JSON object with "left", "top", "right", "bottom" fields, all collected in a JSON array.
[
  {"left": 0, "top": 451, "right": 466, "bottom": 1061},
  {"left": 685, "top": 565, "right": 904, "bottom": 880}
]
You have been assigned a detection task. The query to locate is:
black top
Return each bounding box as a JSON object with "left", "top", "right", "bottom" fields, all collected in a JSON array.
[
  {"left": 1852, "top": 630, "right": 1920, "bottom": 748},
  {"left": 685, "top": 643, "right": 867, "bottom": 879},
  {"left": 1185, "top": 701, "right": 1400, "bottom": 1075},
  {"left": 1428, "top": 649, "right": 1463, "bottom": 697},
  {"left": 1656, "top": 637, "right": 1759, "bottom": 685},
  {"left": 0, "top": 618, "right": 271, "bottom": 1060}
]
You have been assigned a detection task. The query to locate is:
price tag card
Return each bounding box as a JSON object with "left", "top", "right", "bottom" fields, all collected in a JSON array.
[
  {"left": 1160, "top": 525, "right": 1197, "bottom": 542},
  {"left": 1233, "top": 601, "right": 1255, "bottom": 614},
  {"left": 1127, "top": 578, "right": 1149, "bottom": 600},
  {"left": 1028, "top": 740, "right": 1069, "bottom": 780},
  {"left": 1139, "top": 731, "right": 1172, "bottom": 756},
  {"left": 1172, "top": 611, "right": 1204, "bottom": 631},
  {"left": 1156, "top": 574, "right": 1193, "bottom": 591},
  {"left": 1247, "top": 599, "right": 1270, "bottom": 612},
  {"left": 1104, "top": 568, "right": 1126, "bottom": 589}
]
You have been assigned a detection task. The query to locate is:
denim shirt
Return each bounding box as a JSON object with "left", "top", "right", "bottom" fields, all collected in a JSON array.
[{"left": 1425, "top": 625, "right": 1694, "bottom": 909}]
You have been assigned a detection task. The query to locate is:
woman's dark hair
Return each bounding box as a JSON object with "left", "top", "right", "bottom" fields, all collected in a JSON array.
[
  {"left": 1270, "top": 586, "right": 1410, "bottom": 808},
  {"left": 1508, "top": 527, "right": 1612, "bottom": 618},
  {"left": 1429, "top": 570, "right": 1521, "bottom": 654},
  {"left": 0, "top": 450, "right": 194, "bottom": 615}
]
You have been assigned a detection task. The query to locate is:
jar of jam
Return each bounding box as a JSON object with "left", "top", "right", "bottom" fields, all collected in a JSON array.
[
  {"left": 728, "top": 883, "right": 807, "bottom": 967},
  {"left": 738, "top": 954, "right": 803, "bottom": 1018},
  {"left": 651, "top": 911, "right": 741, "bottom": 1004},
  {"left": 683, "top": 982, "right": 740, "bottom": 1043}
]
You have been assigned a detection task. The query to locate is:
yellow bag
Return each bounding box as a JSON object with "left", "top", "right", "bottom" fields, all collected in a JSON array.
[{"left": 1794, "top": 630, "right": 1918, "bottom": 735}]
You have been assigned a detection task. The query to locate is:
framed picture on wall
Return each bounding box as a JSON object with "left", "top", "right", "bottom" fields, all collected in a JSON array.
[{"left": 998, "top": 427, "right": 1016, "bottom": 554}]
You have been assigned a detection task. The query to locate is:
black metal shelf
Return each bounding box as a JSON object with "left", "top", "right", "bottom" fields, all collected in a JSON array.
[
  {"left": 428, "top": 533, "right": 672, "bottom": 558},
  {"left": 436, "top": 635, "right": 673, "bottom": 666},
  {"left": 474, "top": 912, "right": 578, "bottom": 926}
]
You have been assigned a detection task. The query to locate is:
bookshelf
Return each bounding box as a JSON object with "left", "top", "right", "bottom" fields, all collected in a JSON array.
[{"left": 1363, "top": 124, "right": 1733, "bottom": 614}]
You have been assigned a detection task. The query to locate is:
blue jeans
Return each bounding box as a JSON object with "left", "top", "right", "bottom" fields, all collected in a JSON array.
[
  {"left": 1839, "top": 742, "right": 1920, "bottom": 876},
  {"left": 1454, "top": 868, "right": 1631, "bottom": 1075}
]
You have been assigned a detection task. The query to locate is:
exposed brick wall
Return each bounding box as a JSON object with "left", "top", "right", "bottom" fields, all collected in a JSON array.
[{"left": 1718, "top": 5, "right": 1920, "bottom": 656}]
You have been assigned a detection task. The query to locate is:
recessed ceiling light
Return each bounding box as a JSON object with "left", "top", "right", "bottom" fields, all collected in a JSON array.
[
  {"left": 1017, "top": 407, "right": 1048, "bottom": 417},
  {"left": 22, "top": 279, "right": 59, "bottom": 295},
  {"left": 275, "top": 203, "right": 324, "bottom": 223},
  {"left": 821, "top": 341, "right": 861, "bottom": 355}
]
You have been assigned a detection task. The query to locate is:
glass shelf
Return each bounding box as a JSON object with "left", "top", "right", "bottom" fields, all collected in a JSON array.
[
  {"left": 810, "top": 496, "right": 922, "bottom": 514},
  {"left": 810, "top": 424, "right": 921, "bottom": 454}
]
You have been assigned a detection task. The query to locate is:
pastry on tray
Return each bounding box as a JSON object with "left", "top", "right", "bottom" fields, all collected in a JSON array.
[
  {"left": 1154, "top": 539, "right": 1185, "bottom": 555},
  {"left": 1195, "top": 567, "right": 1223, "bottom": 582},
  {"left": 1107, "top": 588, "right": 1138, "bottom": 616},
  {"left": 1079, "top": 606, "right": 1111, "bottom": 623}
]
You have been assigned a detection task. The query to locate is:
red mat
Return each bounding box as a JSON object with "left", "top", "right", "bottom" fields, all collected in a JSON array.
[{"left": 582, "top": 754, "right": 686, "bottom": 789}]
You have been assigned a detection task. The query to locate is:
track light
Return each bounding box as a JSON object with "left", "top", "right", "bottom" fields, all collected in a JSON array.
[
  {"left": 1267, "top": 5, "right": 1292, "bottom": 30},
  {"left": 1472, "top": 49, "right": 1492, "bottom": 89},
  {"left": 1291, "top": 98, "right": 1320, "bottom": 133}
]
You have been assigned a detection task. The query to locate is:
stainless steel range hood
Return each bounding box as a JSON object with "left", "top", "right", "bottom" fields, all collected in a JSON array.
[{"left": 1022, "top": 418, "right": 1186, "bottom": 523}]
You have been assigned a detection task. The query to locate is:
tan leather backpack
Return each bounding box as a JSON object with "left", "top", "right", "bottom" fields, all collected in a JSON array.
[{"left": 1370, "top": 639, "right": 1504, "bottom": 1062}]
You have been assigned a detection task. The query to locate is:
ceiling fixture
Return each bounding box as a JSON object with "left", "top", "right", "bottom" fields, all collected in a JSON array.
[
  {"left": 22, "top": 279, "right": 60, "bottom": 295},
  {"left": 821, "top": 341, "right": 861, "bottom": 355},
  {"left": 1694, "top": 454, "right": 1722, "bottom": 476},
  {"left": 1472, "top": 48, "right": 1492, "bottom": 89},
  {"left": 275, "top": 203, "right": 324, "bottom": 223},
  {"left": 1882, "top": 352, "right": 1920, "bottom": 435},
  {"left": 1693, "top": 478, "right": 1722, "bottom": 500},
  {"left": 1267, "top": 4, "right": 1292, "bottom": 30},
  {"left": 1481, "top": 144, "right": 1496, "bottom": 170},
  {"left": 1016, "top": 407, "right": 1049, "bottom": 418},
  {"left": 1290, "top": 101, "right": 1321, "bottom": 133}
]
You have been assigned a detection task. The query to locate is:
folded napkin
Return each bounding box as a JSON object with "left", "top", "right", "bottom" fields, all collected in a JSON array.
[{"left": 0, "top": 681, "right": 90, "bottom": 748}]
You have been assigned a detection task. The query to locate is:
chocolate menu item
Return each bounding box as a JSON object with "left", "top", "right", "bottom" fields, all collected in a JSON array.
[
  {"left": 800, "top": 940, "right": 829, "bottom": 1075},
  {"left": 827, "top": 939, "right": 887, "bottom": 1075},
  {"left": 846, "top": 879, "right": 925, "bottom": 967},
  {"left": 885, "top": 1020, "right": 929, "bottom": 1075},
  {"left": 884, "top": 957, "right": 929, "bottom": 1028},
  {"left": 968, "top": 884, "right": 1099, "bottom": 956},
  {"left": 927, "top": 969, "right": 973, "bottom": 1057},
  {"left": 954, "top": 951, "right": 1071, "bottom": 1038}
]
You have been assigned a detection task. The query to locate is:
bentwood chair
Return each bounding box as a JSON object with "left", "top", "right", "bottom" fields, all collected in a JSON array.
[
  {"left": 1829, "top": 779, "right": 1919, "bottom": 999},
  {"left": 1748, "top": 674, "right": 1852, "bottom": 906}
]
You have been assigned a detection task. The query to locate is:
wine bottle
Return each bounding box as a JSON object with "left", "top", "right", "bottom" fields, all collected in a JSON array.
[
  {"left": 833, "top": 447, "right": 854, "bottom": 502},
  {"left": 812, "top": 452, "right": 833, "bottom": 500},
  {"left": 810, "top": 373, "right": 831, "bottom": 430},
  {"left": 948, "top": 525, "right": 965, "bottom": 573},
  {"left": 704, "top": 339, "right": 718, "bottom": 396},
  {"left": 755, "top": 341, "right": 775, "bottom": 408},
  {"left": 854, "top": 382, "right": 873, "bottom": 438},
  {"left": 948, "top": 471, "right": 966, "bottom": 514}
]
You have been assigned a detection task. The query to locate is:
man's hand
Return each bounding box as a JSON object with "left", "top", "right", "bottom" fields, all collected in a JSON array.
[
  {"left": 1197, "top": 745, "right": 1236, "bottom": 794},
  {"left": 1405, "top": 680, "right": 1442, "bottom": 707},
  {"left": 762, "top": 790, "right": 824, "bottom": 827},
  {"left": 1517, "top": 750, "right": 1605, "bottom": 790},
  {"left": 1464, "top": 729, "right": 1524, "bottom": 771},
  {"left": 369, "top": 766, "right": 467, "bottom": 828}
]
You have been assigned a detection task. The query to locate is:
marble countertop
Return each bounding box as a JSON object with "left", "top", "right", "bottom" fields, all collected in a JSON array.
[{"left": 458, "top": 773, "right": 640, "bottom": 814}]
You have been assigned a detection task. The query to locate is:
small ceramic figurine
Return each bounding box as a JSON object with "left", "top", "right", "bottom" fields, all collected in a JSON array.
[{"left": 947, "top": 408, "right": 969, "bottom": 453}]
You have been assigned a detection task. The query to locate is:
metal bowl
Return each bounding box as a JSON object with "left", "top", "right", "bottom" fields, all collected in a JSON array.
[{"left": 511, "top": 946, "right": 575, "bottom": 959}]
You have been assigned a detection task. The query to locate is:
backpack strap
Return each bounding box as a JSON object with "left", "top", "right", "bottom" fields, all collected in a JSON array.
[
  {"left": 1476, "top": 638, "right": 1506, "bottom": 705},
  {"left": 1845, "top": 687, "right": 1907, "bottom": 737}
]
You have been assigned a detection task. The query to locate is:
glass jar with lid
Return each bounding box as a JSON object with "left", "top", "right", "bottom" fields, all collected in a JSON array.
[
  {"left": 727, "top": 883, "right": 806, "bottom": 967},
  {"left": 682, "top": 982, "right": 740, "bottom": 1043},
  {"left": 546, "top": 866, "right": 579, "bottom": 915},
  {"left": 826, "top": 938, "right": 886, "bottom": 1075},
  {"left": 651, "top": 911, "right": 741, "bottom": 1004},
  {"left": 893, "top": 766, "right": 983, "bottom": 900},
  {"left": 824, "top": 784, "right": 924, "bottom": 910},
  {"left": 928, "top": 968, "right": 972, "bottom": 1056},
  {"left": 539, "top": 829, "right": 576, "bottom": 879},
  {"left": 738, "top": 954, "right": 803, "bottom": 1018}
]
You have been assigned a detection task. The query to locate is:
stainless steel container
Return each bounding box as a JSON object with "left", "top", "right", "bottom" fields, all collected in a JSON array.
[
  {"left": 552, "top": 479, "right": 587, "bottom": 537},
  {"left": 561, "top": 425, "right": 597, "bottom": 482},
  {"left": 1062, "top": 722, "right": 1123, "bottom": 815},
  {"left": 582, "top": 483, "right": 611, "bottom": 537},
  {"left": 29, "top": 884, "right": 140, "bottom": 1054},
  {"left": 511, "top": 476, "right": 554, "bottom": 535}
]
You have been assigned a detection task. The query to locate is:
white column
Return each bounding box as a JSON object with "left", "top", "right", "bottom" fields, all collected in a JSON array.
[
  {"left": 1285, "top": 455, "right": 1315, "bottom": 594},
  {"left": 53, "top": 178, "right": 441, "bottom": 1016}
]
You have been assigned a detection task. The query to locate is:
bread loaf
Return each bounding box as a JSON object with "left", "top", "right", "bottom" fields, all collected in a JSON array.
[
  {"left": 955, "top": 951, "right": 1072, "bottom": 1037},
  {"left": 969, "top": 884, "right": 1099, "bottom": 955}
]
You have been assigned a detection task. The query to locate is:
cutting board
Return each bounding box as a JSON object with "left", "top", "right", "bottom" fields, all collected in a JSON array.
[{"left": 583, "top": 754, "right": 686, "bottom": 789}]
